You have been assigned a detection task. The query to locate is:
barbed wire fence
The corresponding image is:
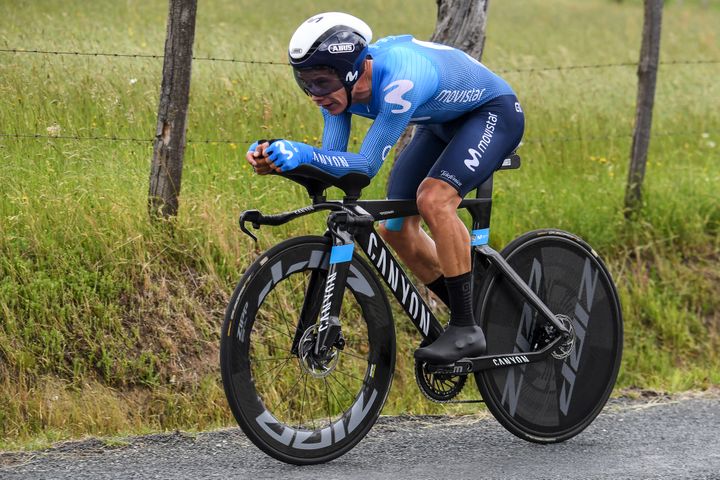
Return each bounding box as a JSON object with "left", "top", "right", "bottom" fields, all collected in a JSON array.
[
  {"left": 0, "top": 130, "right": 712, "bottom": 146},
  {"left": 0, "top": 47, "right": 717, "bottom": 146},
  {"left": 2, "top": 47, "right": 718, "bottom": 69}
]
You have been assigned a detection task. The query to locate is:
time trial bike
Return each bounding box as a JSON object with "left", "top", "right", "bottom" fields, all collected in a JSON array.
[{"left": 220, "top": 152, "right": 623, "bottom": 465}]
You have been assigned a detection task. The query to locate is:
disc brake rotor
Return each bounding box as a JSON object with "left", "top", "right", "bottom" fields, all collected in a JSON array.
[
  {"left": 551, "top": 314, "right": 576, "bottom": 360},
  {"left": 297, "top": 324, "right": 340, "bottom": 378}
]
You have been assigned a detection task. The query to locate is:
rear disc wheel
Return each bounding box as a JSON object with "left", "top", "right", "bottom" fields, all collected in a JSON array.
[{"left": 474, "top": 230, "right": 623, "bottom": 443}]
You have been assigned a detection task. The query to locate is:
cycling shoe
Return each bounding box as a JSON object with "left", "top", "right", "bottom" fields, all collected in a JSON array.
[{"left": 414, "top": 324, "right": 486, "bottom": 364}]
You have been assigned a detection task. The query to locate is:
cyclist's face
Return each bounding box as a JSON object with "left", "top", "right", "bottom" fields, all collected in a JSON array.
[
  {"left": 294, "top": 67, "right": 347, "bottom": 114},
  {"left": 309, "top": 87, "right": 347, "bottom": 115}
]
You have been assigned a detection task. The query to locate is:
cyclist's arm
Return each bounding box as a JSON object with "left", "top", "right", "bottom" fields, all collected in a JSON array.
[
  {"left": 299, "top": 97, "right": 422, "bottom": 177},
  {"left": 320, "top": 47, "right": 438, "bottom": 177},
  {"left": 266, "top": 49, "right": 437, "bottom": 177},
  {"left": 321, "top": 108, "right": 351, "bottom": 151}
]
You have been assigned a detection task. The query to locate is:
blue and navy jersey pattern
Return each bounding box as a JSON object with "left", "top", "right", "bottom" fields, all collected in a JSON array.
[{"left": 307, "top": 35, "right": 515, "bottom": 178}]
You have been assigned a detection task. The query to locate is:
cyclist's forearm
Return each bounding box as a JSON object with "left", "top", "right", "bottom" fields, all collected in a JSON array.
[
  {"left": 307, "top": 147, "right": 374, "bottom": 177},
  {"left": 321, "top": 109, "right": 351, "bottom": 151},
  {"left": 262, "top": 139, "right": 380, "bottom": 177}
]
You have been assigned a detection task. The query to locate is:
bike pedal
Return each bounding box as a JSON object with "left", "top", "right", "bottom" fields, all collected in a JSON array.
[{"left": 425, "top": 360, "right": 473, "bottom": 375}]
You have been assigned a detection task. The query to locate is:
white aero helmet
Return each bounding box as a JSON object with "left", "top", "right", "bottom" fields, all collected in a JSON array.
[{"left": 288, "top": 12, "right": 373, "bottom": 101}]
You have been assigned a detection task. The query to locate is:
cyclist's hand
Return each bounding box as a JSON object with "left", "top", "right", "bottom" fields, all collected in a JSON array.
[
  {"left": 266, "top": 140, "right": 312, "bottom": 172},
  {"left": 246, "top": 141, "right": 274, "bottom": 175}
]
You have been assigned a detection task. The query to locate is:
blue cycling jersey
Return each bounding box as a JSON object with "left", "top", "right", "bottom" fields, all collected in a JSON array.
[{"left": 307, "top": 35, "right": 515, "bottom": 178}]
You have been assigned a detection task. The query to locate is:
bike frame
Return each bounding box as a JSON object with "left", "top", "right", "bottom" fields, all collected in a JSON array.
[{"left": 239, "top": 161, "right": 570, "bottom": 372}]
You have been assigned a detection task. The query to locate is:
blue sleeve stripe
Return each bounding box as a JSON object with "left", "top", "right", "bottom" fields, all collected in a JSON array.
[
  {"left": 329, "top": 243, "right": 355, "bottom": 264},
  {"left": 471, "top": 228, "right": 490, "bottom": 246}
]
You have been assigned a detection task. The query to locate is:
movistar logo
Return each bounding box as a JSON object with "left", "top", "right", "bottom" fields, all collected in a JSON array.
[
  {"left": 346, "top": 70, "right": 359, "bottom": 82},
  {"left": 383, "top": 79, "right": 414, "bottom": 114},
  {"left": 463, "top": 113, "right": 498, "bottom": 171},
  {"left": 329, "top": 43, "right": 355, "bottom": 54},
  {"left": 435, "top": 88, "right": 485, "bottom": 104},
  {"left": 277, "top": 141, "right": 294, "bottom": 160}
]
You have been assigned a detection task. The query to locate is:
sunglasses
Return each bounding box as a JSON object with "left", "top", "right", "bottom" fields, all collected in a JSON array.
[{"left": 293, "top": 67, "right": 345, "bottom": 97}]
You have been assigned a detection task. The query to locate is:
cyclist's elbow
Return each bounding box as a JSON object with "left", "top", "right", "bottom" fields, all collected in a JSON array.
[{"left": 366, "top": 160, "right": 382, "bottom": 178}]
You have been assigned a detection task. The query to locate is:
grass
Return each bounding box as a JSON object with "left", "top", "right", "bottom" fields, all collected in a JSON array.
[{"left": 0, "top": 0, "right": 719, "bottom": 449}]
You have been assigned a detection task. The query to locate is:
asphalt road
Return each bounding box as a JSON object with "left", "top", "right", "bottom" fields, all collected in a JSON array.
[{"left": 1, "top": 392, "right": 719, "bottom": 480}]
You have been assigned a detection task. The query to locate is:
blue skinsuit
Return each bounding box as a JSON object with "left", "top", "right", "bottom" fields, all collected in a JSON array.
[{"left": 308, "top": 35, "right": 524, "bottom": 197}]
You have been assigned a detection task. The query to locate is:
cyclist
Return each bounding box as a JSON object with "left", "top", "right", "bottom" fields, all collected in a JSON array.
[{"left": 246, "top": 12, "right": 524, "bottom": 363}]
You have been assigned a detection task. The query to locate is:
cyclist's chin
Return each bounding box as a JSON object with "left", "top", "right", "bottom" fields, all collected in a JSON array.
[{"left": 322, "top": 102, "right": 345, "bottom": 116}]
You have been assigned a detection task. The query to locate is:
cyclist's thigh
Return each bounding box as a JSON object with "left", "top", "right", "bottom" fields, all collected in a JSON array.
[
  {"left": 427, "top": 94, "right": 525, "bottom": 197},
  {"left": 386, "top": 125, "right": 447, "bottom": 200}
]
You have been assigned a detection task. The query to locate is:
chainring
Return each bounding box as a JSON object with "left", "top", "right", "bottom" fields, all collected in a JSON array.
[{"left": 414, "top": 360, "right": 468, "bottom": 403}]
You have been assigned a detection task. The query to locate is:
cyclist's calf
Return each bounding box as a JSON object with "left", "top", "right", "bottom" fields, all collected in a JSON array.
[
  {"left": 377, "top": 216, "right": 442, "bottom": 284},
  {"left": 416, "top": 178, "right": 470, "bottom": 277}
]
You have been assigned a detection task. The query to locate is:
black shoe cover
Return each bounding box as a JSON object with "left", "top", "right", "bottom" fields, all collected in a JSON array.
[{"left": 414, "top": 324, "right": 487, "bottom": 364}]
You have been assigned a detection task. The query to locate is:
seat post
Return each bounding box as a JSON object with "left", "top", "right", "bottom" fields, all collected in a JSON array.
[
  {"left": 472, "top": 175, "right": 494, "bottom": 232},
  {"left": 469, "top": 175, "right": 495, "bottom": 283}
]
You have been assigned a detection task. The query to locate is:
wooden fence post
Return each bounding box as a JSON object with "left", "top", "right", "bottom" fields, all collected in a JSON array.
[
  {"left": 624, "top": 0, "right": 663, "bottom": 216},
  {"left": 148, "top": 0, "right": 198, "bottom": 219},
  {"left": 429, "top": 0, "right": 490, "bottom": 57}
]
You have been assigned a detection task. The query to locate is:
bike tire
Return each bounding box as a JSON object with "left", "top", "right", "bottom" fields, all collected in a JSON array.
[
  {"left": 221, "top": 236, "right": 395, "bottom": 464},
  {"left": 474, "top": 229, "right": 623, "bottom": 443}
]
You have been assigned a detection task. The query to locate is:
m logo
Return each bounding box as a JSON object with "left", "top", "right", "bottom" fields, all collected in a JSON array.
[
  {"left": 329, "top": 43, "right": 355, "bottom": 54},
  {"left": 346, "top": 70, "right": 359, "bottom": 82},
  {"left": 277, "top": 141, "right": 293, "bottom": 160},
  {"left": 464, "top": 149, "right": 482, "bottom": 172},
  {"left": 383, "top": 79, "right": 414, "bottom": 114}
]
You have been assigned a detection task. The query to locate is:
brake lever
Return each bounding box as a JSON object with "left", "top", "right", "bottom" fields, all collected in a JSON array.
[{"left": 239, "top": 210, "right": 262, "bottom": 242}]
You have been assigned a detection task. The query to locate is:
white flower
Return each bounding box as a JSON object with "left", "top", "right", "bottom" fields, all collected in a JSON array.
[
  {"left": 129, "top": 78, "right": 138, "bottom": 85},
  {"left": 46, "top": 124, "right": 61, "bottom": 136},
  {"left": 708, "top": 141, "right": 716, "bottom": 148},
  {"left": 701, "top": 132, "right": 709, "bottom": 139}
]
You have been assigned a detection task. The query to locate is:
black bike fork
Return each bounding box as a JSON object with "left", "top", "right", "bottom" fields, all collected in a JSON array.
[
  {"left": 296, "top": 212, "right": 356, "bottom": 358},
  {"left": 290, "top": 268, "right": 325, "bottom": 356}
]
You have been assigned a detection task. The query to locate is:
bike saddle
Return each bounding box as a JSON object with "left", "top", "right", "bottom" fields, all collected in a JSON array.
[
  {"left": 498, "top": 151, "right": 521, "bottom": 170},
  {"left": 273, "top": 164, "right": 371, "bottom": 203}
]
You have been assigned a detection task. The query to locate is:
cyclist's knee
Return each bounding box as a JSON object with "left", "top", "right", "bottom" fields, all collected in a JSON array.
[{"left": 417, "top": 179, "right": 460, "bottom": 221}]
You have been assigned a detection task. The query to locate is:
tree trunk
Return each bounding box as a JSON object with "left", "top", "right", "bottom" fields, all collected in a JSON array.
[
  {"left": 429, "top": 0, "right": 490, "bottom": 56},
  {"left": 392, "top": 0, "right": 490, "bottom": 160},
  {"left": 624, "top": 0, "right": 662, "bottom": 216},
  {"left": 148, "top": 0, "right": 197, "bottom": 219}
]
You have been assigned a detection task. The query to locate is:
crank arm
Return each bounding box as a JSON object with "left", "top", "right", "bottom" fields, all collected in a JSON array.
[{"left": 425, "top": 335, "right": 564, "bottom": 375}]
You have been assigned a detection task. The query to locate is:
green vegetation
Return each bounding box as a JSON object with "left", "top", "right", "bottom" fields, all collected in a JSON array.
[{"left": 1, "top": 0, "right": 718, "bottom": 449}]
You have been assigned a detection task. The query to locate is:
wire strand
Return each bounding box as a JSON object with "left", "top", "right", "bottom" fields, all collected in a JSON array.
[
  {"left": 0, "top": 133, "right": 257, "bottom": 144},
  {"left": 1, "top": 131, "right": 713, "bottom": 146},
  {"left": 1, "top": 48, "right": 718, "bottom": 71},
  {"left": 0, "top": 48, "right": 287, "bottom": 65}
]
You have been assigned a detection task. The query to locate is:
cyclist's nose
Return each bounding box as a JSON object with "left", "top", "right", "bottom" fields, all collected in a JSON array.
[{"left": 310, "top": 94, "right": 329, "bottom": 106}]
